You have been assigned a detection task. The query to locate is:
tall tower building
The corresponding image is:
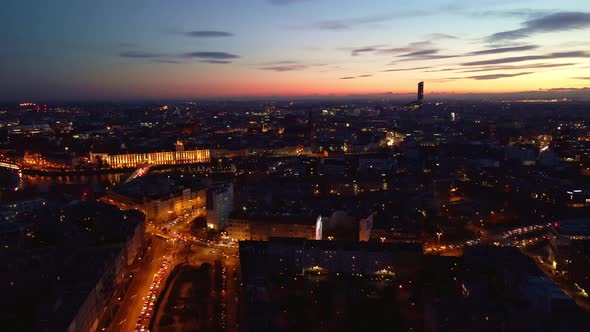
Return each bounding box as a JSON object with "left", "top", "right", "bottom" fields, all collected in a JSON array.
[{"left": 417, "top": 81, "right": 424, "bottom": 102}]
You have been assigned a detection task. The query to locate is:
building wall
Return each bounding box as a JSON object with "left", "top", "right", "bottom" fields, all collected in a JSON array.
[
  {"left": 206, "top": 184, "right": 234, "bottom": 230},
  {"left": 102, "top": 189, "right": 205, "bottom": 224},
  {"left": 359, "top": 214, "right": 374, "bottom": 241},
  {"left": 68, "top": 221, "right": 145, "bottom": 332},
  {"left": 90, "top": 149, "right": 210, "bottom": 168},
  {"left": 227, "top": 218, "right": 316, "bottom": 241},
  {"left": 126, "top": 220, "right": 145, "bottom": 265},
  {"left": 240, "top": 239, "right": 424, "bottom": 285}
]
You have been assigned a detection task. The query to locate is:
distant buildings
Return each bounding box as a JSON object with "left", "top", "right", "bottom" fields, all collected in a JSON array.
[
  {"left": 563, "top": 190, "right": 590, "bottom": 208},
  {"left": 7, "top": 124, "right": 54, "bottom": 137}
]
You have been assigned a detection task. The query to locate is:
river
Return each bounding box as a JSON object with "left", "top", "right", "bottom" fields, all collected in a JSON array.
[{"left": 20, "top": 172, "right": 130, "bottom": 193}]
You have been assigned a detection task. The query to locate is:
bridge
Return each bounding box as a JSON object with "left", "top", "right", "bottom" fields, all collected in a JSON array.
[
  {"left": 0, "top": 161, "right": 20, "bottom": 170},
  {"left": 123, "top": 165, "right": 152, "bottom": 183}
]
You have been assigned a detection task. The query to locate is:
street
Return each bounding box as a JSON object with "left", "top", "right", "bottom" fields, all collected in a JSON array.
[
  {"left": 108, "top": 236, "right": 173, "bottom": 332},
  {"left": 104, "top": 208, "right": 239, "bottom": 332}
]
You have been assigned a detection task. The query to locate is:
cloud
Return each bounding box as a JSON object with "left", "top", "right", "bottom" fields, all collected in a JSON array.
[
  {"left": 347, "top": 41, "right": 435, "bottom": 57},
  {"left": 540, "top": 87, "right": 590, "bottom": 92},
  {"left": 399, "top": 49, "right": 440, "bottom": 57},
  {"left": 183, "top": 51, "right": 240, "bottom": 59},
  {"left": 119, "top": 42, "right": 138, "bottom": 48},
  {"left": 200, "top": 60, "right": 233, "bottom": 64},
  {"left": 119, "top": 51, "right": 161, "bottom": 58},
  {"left": 461, "top": 51, "right": 590, "bottom": 66},
  {"left": 462, "top": 55, "right": 543, "bottom": 66},
  {"left": 339, "top": 74, "right": 373, "bottom": 79},
  {"left": 488, "top": 12, "right": 590, "bottom": 42},
  {"left": 347, "top": 42, "right": 538, "bottom": 61},
  {"left": 351, "top": 46, "right": 385, "bottom": 56},
  {"left": 466, "top": 45, "right": 539, "bottom": 56},
  {"left": 387, "top": 43, "right": 458, "bottom": 61},
  {"left": 466, "top": 72, "right": 533, "bottom": 80},
  {"left": 377, "top": 41, "right": 434, "bottom": 55},
  {"left": 260, "top": 65, "right": 308, "bottom": 72},
  {"left": 458, "top": 62, "right": 575, "bottom": 73},
  {"left": 573, "top": 77, "right": 590, "bottom": 80},
  {"left": 383, "top": 66, "right": 431, "bottom": 72},
  {"left": 184, "top": 31, "right": 234, "bottom": 37},
  {"left": 397, "top": 49, "right": 458, "bottom": 61},
  {"left": 427, "top": 33, "right": 458, "bottom": 40},
  {"left": 120, "top": 50, "right": 240, "bottom": 64},
  {"left": 424, "top": 68, "right": 458, "bottom": 72},
  {"left": 258, "top": 60, "right": 299, "bottom": 65},
  {"left": 470, "top": 9, "right": 552, "bottom": 19},
  {"left": 316, "top": 15, "right": 392, "bottom": 30},
  {"left": 268, "top": 0, "right": 308, "bottom": 4},
  {"left": 312, "top": 11, "right": 429, "bottom": 30},
  {"left": 153, "top": 59, "right": 183, "bottom": 64},
  {"left": 258, "top": 62, "right": 327, "bottom": 71}
]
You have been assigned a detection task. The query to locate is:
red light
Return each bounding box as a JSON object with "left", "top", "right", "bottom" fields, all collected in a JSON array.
[{"left": 554, "top": 222, "right": 559, "bottom": 228}]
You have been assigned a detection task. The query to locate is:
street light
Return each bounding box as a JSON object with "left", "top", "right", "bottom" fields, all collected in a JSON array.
[{"left": 436, "top": 231, "right": 443, "bottom": 246}]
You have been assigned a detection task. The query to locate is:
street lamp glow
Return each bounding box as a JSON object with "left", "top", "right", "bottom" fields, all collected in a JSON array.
[{"left": 436, "top": 231, "right": 443, "bottom": 246}]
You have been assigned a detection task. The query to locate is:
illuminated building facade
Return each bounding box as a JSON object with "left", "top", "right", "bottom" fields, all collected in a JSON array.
[
  {"left": 8, "top": 124, "right": 54, "bottom": 136},
  {"left": 23, "top": 152, "right": 66, "bottom": 169},
  {"left": 101, "top": 173, "right": 207, "bottom": 224},
  {"left": 90, "top": 149, "right": 210, "bottom": 168},
  {"left": 103, "top": 187, "right": 205, "bottom": 224},
  {"left": 227, "top": 217, "right": 316, "bottom": 241}
]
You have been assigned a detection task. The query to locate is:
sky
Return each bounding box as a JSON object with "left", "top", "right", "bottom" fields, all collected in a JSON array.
[{"left": 1, "top": 0, "right": 590, "bottom": 101}]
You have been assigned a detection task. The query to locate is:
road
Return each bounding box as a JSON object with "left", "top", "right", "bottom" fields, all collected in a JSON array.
[
  {"left": 105, "top": 206, "right": 236, "bottom": 332},
  {"left": 424, "top": 223, "right": 552, "bottom": 255},
  {"left": 108, "top": 236, "right": 173, "bottom": 332}
]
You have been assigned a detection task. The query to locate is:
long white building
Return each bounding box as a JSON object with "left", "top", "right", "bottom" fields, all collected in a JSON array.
[{"left": 90, "top": 149, "right": 210, "bottom": 168}]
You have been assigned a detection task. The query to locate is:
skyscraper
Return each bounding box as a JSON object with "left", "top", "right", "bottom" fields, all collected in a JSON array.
[{"left": 417, "top": 81, "right": 424, "bottom": 102}]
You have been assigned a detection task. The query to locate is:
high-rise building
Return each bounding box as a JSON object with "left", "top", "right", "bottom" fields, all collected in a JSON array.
[
  {"left": 417, "top": 81, "right": 424, "bottom": 102},
  {"left": 206, "top": 183, "right": 234, "bottom": 230}
]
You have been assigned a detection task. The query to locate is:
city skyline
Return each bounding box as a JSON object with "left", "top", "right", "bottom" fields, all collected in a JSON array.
[{"left": 2, "top": 0, "right": 590, "bottom": 101}]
